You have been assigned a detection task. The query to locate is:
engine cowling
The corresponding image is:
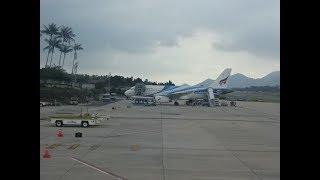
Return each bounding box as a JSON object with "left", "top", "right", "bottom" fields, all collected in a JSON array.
[{"left": 155, "top": 96, "right": 170, "bottom": 103}]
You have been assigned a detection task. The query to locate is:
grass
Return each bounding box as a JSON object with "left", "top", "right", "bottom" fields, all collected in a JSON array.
[{"left": 223, "top": 91, "right": 280, "bottom": 103}]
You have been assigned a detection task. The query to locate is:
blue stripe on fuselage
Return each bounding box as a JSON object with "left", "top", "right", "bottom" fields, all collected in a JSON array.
[
  {"left": 155, "top": 85, "right": 203, "bottom": 96},
  {"left": 171, "top": 86, "right": 206, "bottom": 94},
  {"left": 194, "top": 89, "right": 207, "bottom": 94}
]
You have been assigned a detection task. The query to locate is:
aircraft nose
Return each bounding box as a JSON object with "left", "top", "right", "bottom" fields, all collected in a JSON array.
[{"left": 124, "top": 90, "right": 130, "bottom": 97}]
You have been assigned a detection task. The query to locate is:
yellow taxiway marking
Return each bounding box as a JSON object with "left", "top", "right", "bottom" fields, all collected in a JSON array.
[
  {"left": 48, "top": 143, "right": 61, "bottom": 149},
  {"left": 68, "top": 144, "right": 80, "bottom": 150}
]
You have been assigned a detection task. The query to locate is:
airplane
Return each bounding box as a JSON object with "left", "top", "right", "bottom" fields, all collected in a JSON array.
[
  {"left": 124, "top": 68, "right": 232, "bottom": 106},
  {"left": 124, "top": 84, "right": 190, "bottom": 99}
]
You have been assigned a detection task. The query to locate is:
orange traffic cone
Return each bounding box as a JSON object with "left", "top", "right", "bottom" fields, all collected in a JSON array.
[
  {"left": 43, "top": 147, "right": 51, "bottom": 158},
  {"left": 57, "top": 129, "right": 64, "bottom": 137}
]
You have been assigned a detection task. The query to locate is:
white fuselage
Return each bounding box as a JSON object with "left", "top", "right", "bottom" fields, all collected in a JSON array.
[
  {"left": 180, "top": 92, "right": 206, "bottom": 100},
  {"left": 145, "top": 85, "right": 166, "bottom": 96},
  {"left": 125, "top": 84, "right": 206, "bottom": 102},
  {"left": 124, "top": 85, "right": 165, "bottom": 97}
]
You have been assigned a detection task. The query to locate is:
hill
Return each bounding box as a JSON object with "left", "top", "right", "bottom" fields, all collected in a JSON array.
[{"left": 228, "top": 71, "right": 280, "bottom": 88}]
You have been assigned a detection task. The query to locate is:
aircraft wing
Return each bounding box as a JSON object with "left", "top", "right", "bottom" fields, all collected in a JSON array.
[
  {"left": 155, "top": 84, "right": 190, "bottom": 96},
  {"left": 131, "top": 96, "right": 155, "bottom": 99}
]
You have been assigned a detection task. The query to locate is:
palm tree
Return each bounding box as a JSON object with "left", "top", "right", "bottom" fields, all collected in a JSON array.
[
  {"left": 72, "top": 43, "right": 83, "bottom": 74},
  {"left": 41, "top": 23, "right": 59, "bottom": 41},
  {"left": 57, "top": 26, "right": 76, "bottom": 44},
  {"left": 59, "top": 44, "right": 73, "bottom": 67},
  {"left": 57, "top": 43, "right": 63, "bottom": 66},
  {"left": 41, "top": 23, "right": 60, "bottom": 67},
  {"left": 44, "top": 37, "right": 62, "bottom": 67},
  {"left": 43, "top": 44, "right": 53, "bottom": 67}
]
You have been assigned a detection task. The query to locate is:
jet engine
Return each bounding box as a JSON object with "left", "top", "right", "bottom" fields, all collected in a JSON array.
[{"left": 155, "top": 96, "right": 170, "bottom": 103}]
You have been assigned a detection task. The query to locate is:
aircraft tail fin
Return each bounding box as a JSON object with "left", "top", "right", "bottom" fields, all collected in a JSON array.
[{"left": 210, "top": 68, "right": 232, "bottom": 88}]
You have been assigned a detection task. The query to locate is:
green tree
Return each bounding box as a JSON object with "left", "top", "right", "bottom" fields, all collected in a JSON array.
[
  {"left": 40, "top": 66, "right": 72, "bottom": 82},
  {"left": 95, "top": 82, "right": 106, "bottom": 90},
  {"left": 72, "top": 43, "right": 83, "bottom": 74},
  {"left": 57, "top": 43, "right": 63, "bottom": 66},
  {"left": 133, "top": 78, "right": 143, "bottom": 84},
  {"left": 43, "top": 44, "right": 53, "bottom": 67},
  {"left": 165, "top": 80, "right": 174, "bottom": 86},
  {"left": 57, "top": 26, "right": 76, "bottom": 44},
  {"left": 41, "top": 23, "right": 60, "bottom": 67},
  {"left": 44, "top": 37, "right": 62, "bottom": 67},
  {"left": 41, "top": 23, "right": 59, "bottom": 40},
  {"left": 59, "top": 44, "right": 73, "bottom": 67},
  {"left": 56, "top": 26, "right": 75, "bottom": 67}
]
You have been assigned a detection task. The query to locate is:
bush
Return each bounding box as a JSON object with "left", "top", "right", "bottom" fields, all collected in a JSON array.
[
  {"left": 95, "top": 82, "right": 106, "bottom": 90},
  {"left": 40, "top": 66, "right": 72, "bottom": 82},
  {"left": 40, "top": 87, "right": 92, "bottom": 104},
  {"left": 219, "top": 96, "right": 226, "bottom": 100}
]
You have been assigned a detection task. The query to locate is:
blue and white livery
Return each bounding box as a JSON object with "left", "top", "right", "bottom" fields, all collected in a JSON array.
[{"left": 124, "top": 68, "right": 232, "bottom": 106}]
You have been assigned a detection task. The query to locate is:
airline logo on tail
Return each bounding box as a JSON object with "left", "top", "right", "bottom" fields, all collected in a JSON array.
[
  {"left": 212, "top": 68, "right": 231, "bottom": 88},
  {"left": 219, "top": 77, "right": 228, "bottom": 85}
]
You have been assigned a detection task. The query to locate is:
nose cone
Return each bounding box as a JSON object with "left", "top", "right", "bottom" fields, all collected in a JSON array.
[{"left": 124, "top": 90, "right": 130, "bottom": 97}]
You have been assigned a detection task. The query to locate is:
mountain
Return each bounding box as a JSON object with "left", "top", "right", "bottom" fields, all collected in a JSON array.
[{"left": 228, "top": 71, "right": 280, "bottom": 88}]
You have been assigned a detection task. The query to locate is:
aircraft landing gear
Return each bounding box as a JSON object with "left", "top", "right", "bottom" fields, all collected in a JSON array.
[{"left": 174, "top": 101, "right": 179, "bottom": 106}]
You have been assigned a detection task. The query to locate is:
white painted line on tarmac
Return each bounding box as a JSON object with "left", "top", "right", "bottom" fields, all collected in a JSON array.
[{"left": 70, "top": 156, "right": 127, "bottom": 180}]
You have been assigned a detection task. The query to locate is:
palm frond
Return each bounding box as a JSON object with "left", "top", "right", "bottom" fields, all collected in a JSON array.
[
  {"left": 41, "top": 23, "right": 60, "bottom": 37},
  {"left": 73, "top": 43, "right": 84, "bottom": 51},
  {"left": 58, "top": 26, "right": 76, "bottom": 43}
]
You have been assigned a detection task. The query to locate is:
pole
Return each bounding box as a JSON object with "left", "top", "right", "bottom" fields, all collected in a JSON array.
[{"left": 86, "top": 100, "right": 88, "bottom": 114}]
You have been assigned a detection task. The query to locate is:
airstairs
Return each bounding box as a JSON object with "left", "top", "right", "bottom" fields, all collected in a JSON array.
[{"left": 207, "top": 88, "right": 215, "bottom": 107}]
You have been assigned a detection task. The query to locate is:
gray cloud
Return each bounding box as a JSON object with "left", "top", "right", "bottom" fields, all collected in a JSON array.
[
  {"left": 41, "top": 0, "right": 279, "bottom": 58},
  {"left": 40, "top": 0, "right": 279, "bottom": 83}
]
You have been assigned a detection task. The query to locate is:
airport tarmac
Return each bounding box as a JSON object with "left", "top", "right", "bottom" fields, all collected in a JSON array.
[{"left": 40, "top": 100, "right": 280, "bottom": 180}]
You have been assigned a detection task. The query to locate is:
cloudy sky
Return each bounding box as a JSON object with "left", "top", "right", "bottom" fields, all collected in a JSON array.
[{"left": 40, "top": 0, "right": 279, "bottom": 85}]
